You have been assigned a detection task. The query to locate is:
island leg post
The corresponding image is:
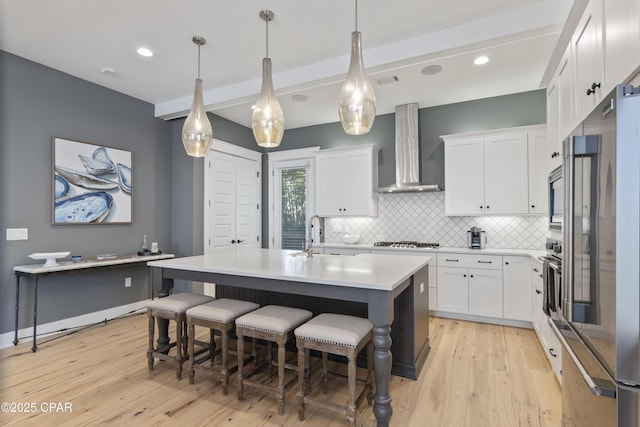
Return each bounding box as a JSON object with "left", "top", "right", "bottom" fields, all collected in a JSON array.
[
  {"left": 13, "top": 274, "right": 20, "bottom": 346},
  {"left": 372, "top": 324, "right": 393, "bottom": 426}
]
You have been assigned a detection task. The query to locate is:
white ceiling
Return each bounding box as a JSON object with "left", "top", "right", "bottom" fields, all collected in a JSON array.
[{"left": 0, "top": 0, "right": 573, "bottom": 130}]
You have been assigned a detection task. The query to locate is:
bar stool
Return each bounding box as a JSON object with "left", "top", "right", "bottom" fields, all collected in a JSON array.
[
  {"left": 146, "top": 292, "right": 215, "bottom": 380},
  {"left": 295, "top": 313, "right": 374, "bottom": 426},
  {"left": 235, "top": 305, "right": 313, "bottom": 414},
  {"left": 185, "top": 298, "right": 260, "bottom": 394}
]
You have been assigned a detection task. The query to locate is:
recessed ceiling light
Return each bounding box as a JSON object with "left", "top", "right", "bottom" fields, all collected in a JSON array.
[
  {"left": 137, "top": 47, "right": 154, "bottom": 57},
  {"left": 474, "top": 56, "right": 489, "bottom": 65},
  {"left": 421, "top": 65, "right": 443, "bottom": 75},
  {"left": 292, "top": 94, "right": 308, "bottom": 102}
]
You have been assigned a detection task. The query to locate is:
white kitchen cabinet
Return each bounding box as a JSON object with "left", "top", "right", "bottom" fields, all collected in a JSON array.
[
  {"left": 503, "top": 256, "right": 532, "bottom": 321},
  {"left": 436, "top": 253, "right": 503, "bottom": 317},
  {"left": 443, "top": 126, "right": 543, "bottom": 216},
  {"left": 315, "top": 145, "right": 378, "bottom": 217},
  {"left": 573, "top": 0, "right": 604, "bottom": 121},
  {"left": 557, "top": 44, "right": 574, "bottom": 153},
  {"left": 546, "top": 75, "right": 561, "bottom": 171},
  {"left": 602, "top": 0, "right": 640, "bottom": 92},
  {"left": 527, "top": 131, "right": 549, "bottom": 214},
  {"left": 443, "top": 137, "right": 485, "bottom": 215}
]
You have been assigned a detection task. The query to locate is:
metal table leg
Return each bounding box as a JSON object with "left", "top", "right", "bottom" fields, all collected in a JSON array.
[{"left": 32, "top": 277, "right": 38, "bottom": 352}]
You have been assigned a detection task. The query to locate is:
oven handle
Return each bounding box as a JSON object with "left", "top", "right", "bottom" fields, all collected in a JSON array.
[{"left": 548, "top": 318, "right": 616, "bottom": 399}]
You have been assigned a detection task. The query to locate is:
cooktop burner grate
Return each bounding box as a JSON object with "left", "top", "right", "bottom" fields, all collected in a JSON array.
[{"left": 373, "top": 241, "right": 440, "bottom": 249}]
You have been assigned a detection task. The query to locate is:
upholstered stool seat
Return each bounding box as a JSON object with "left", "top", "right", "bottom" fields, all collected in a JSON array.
[
  {"left": 146, "top": 293, "right": 215, "bottom": 380},
  {"left": 235, "top": 305, "right": 313, "bottom": 414},
  {"left": 295, "top": 313, "right": 374, "bottom": 426},
  {"left": 186, "top": 298, "right": 260, "bottom": 394}
]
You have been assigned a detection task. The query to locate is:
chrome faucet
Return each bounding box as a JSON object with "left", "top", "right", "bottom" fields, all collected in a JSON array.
[{"left": 306, "top": 215, "right": 322, "bottom": 257}]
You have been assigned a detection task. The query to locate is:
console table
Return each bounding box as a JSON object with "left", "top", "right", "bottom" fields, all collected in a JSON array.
[{"left": 13, "top": 253, "right": 174, "bottom": 352}]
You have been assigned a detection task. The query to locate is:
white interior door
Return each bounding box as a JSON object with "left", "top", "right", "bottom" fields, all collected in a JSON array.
[
  {"left": 211, "top": 151, "right": 236, "bottom": 252},
  {"left": 234, "top": 156, "right": 259, "bottom": 249}
]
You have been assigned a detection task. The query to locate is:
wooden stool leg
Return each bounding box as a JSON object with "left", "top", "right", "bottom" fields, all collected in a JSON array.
[
  {"left": 297, "top": 342, "right": 306, "bottom": 421},
  {"left": 147, "top": 312, "right": 155, "bottom": 371},
  {"left": 251, "top": 337, "right": 258, "bottom": 368},
  {"left": 322, "top": 351, "right": 329, "bottom": 394},
  {"left": 221, "top": 328, "right": 229, "bottom": 395},
  {"left": 267, "top": 341, "right": 274, "bottom": 380},
  {"left": 277, "top": 342, "right": 286, "bottom": 415},
  {"left": 347, "top": 353, "right": 357, "bottom": 427},
  {"left": 210, "top": 328, "right": 216, "bottom": 364},
  {"left": 304, "top": 348, "right": 311, "bottom": 384},
  {"left": 237, "top": 333, "right": 245, "bottom": 401},
  {"left": 188, "top": 322, "right": 196, "bottom": 384},
  {"left": 175, "top": 318, "right": 184, "bottom": 380}
]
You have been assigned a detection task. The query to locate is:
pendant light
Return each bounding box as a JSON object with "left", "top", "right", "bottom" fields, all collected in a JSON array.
[
  {"left": 338, "top": 0, "right": 376, "bottom": 135},
  {"left": 182, "top": 36, "right": 213, "bottom": 157},
  {"left": 252, "top": 10, "right": 285, "bottom": 148}
]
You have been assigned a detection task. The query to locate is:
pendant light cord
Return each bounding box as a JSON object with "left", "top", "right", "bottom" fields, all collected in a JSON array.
[
  {"left": 355, "top": 0, "right": 359, "bottom": 31},
  {"left": 265, "top": 14, "right": 269, "bottom": 58},
  {"left": 197, "top": 43, "right": 201, "bottom": 79}
]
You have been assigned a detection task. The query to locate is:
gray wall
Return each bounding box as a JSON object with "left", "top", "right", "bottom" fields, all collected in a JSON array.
[{"left": 0, "top": 48, "right": 546, "bottom": 335}]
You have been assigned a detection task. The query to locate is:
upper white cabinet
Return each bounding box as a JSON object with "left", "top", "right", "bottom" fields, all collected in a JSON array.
[
  {"left": 527, "top": 131, "right": 549, "bottom": 214},
  {"left": 573, "top": 0, "right": 604, "bottom": 121},
  {"left": 545, "top": 0, "right": 640, "bottom": 153},
  {"left": 443, "top": 125, "right": 546, "bottom": 216},
  {"left": 315, "top": 144, "right": 378, "bottom": 217},
  {"left": 602, "top": 0, "right": 640, "bottom": 91}
]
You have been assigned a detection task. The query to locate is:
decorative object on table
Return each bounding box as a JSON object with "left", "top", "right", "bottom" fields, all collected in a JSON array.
[
  {"left": 151, "top": 242, "right": 159, "bottom": 253},
  {"left": 138, "top": 234, "right": 151, "bottom": 256},
  {"left": 342, "top": 233, "right": 360, "bottom": 244},
  {"left": 71, "top": 255, "right": 82, "bottom": 263},
  {"left": 252, "top": 9, "right": 285, "bottom": 148},
  {"left": 28, "top": 251, "right": 71, "bottom": 267},
  {"left": 53, "top": 137, "right": 132, "bottom": 224},
  {"left": 338, "top": 0, "right": 376, "bottom": 135},
  {"left": 181, "top": 36, "right": 213, "bottom": 157}
]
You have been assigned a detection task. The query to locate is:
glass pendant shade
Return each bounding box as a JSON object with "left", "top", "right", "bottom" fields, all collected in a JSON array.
[
  {"left": 338, "top": 31, "right": 376, "bottom": 135},
  {"left": 252, "top": 57, "right": 285, "bottom": 148},
  {"left": 182, "top": 78, "right": 213, "bottom": 157}
]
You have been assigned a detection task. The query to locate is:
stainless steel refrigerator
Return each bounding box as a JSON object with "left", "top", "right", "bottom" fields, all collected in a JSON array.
[{"left": 555, "top": 84, "right": 640, "bottom": 427}]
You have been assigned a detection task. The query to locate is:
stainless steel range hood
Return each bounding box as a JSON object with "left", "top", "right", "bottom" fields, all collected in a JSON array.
[{"left": 377, "top": 103, "right": 442, "bottom": 193}]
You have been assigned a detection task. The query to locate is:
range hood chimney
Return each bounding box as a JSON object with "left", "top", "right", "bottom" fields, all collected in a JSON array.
[{"left": 377, "top": 103, "right": 442, "bottom": 193}]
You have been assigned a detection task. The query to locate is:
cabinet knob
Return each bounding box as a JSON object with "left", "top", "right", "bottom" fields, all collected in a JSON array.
[
  {"left": 486, "top": 205, "right": 490, "bottom": 209},
  {"left": 536, "top": 290, "right": 542, "bottom": 294},
  {"left": 549, "top": 348, "right": 557, "bottom": 358},
  {"left": 470, "top": 274, "right": 474, "bottom": 278},
  {"left": 237, "top": 239, "right": 244, "bottom": 244},
  {"left": 505, "top": 261, "right": 509, "bottom": 265},
  {"left": 463, "top": 274, "right": 467, "bottom": 278},
  {"left": 531, "top": 205, "right": 535, "bottom": 208},
  {"left": 231, "top": 240, "right": 237, "bottom": 244},
  {"left": 480, "top": 206, "right": 483, "bottom": 209},
  {"left": 586, "top": 82, "right": 601, "bottom": 96}
]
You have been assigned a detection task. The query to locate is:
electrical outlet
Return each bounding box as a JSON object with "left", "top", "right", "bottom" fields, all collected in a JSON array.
[
  {"left": 419, "top": 282, "right": 424, "bottom": 294},
  {"left": 125, "top": 277, "right": 131, "bottom": 288}
]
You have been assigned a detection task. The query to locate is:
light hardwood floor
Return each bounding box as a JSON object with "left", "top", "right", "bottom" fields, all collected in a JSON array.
[{"left": 0, "top": 314, "right": 561, "bottom": 426}]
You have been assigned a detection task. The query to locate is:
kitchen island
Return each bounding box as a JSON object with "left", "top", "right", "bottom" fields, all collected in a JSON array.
[{"left": 148, "top": 248, "right": 431, "bottom": 427}]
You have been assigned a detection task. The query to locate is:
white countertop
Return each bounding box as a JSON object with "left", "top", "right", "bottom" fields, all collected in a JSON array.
[
  {"left": 147, "top": 249, "right": 431, "bottom": 292},
  {"left": 14, "top": 253, "right": 175, "bottom": 274},
  {"left": 316, "top": 243, "right": 546, "bottom": 260}
]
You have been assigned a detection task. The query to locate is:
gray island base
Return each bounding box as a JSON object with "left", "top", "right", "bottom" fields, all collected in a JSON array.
[{"left": 148, "top": 249, "right": 431, "bottom": 427}]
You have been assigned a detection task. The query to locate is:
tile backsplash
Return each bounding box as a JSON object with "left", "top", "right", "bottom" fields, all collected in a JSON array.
[{"left": 324, "top": 192, "right": 547, "bottom": 249}]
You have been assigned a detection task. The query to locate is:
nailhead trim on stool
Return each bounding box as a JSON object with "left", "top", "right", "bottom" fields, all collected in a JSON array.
[
  {"left": 146, "top": 293, "right": 214, "bottom": 380},
  {"left": 185, "top": 298, "right": 259, "bottom": 394},
  {"left": 295, "top": 313, "right": 374, "bottom": 426},
  {"left": 235, "top": 305, "right": 313, "bottom": 415}
]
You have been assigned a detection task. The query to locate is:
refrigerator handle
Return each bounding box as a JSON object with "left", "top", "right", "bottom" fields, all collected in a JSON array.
[
  {"left": 563, "top": 136, "right": 575, "bottom": 322},
  {"left": 549, "top": 318, "right": 617, "bottom": 399}
]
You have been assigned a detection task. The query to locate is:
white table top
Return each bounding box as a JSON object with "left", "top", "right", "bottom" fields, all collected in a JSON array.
[
  {"left": 147, "top": 249, "right": 431, "bottom": 292},
  {"left": 14, "top": 253, "right": 175, "bottom": 275}
]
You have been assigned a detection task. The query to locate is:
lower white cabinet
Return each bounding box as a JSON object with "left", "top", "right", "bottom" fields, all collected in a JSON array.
[
  {"left": 437, "top": 253, "right": 503, "bottom": 317},
  {"left": 531, "top": 258, "right": 562, "bottom": 382},
  {"left": 503, "top": 256, "right": 532, "bottom": 321}
]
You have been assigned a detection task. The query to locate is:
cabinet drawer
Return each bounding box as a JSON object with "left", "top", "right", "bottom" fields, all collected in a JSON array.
[{"left": 437, "top": 253, "right": 502, "bottom": 269}]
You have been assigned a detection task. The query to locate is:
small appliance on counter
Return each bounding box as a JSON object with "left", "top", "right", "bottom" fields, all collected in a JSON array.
[{"left": 467, "top": 227, "right": 486, "bottom": 249}]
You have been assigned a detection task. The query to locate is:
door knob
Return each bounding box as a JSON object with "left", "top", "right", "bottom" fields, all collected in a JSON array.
[
  {"left": 231, "top": 240, "right": 237, "bottom": 244},
  {"left": 237, "top": 239, "right": 244, "bottom": 244},
  {"left": 586, "top": 82, "right": 601, "bottom": 96}
]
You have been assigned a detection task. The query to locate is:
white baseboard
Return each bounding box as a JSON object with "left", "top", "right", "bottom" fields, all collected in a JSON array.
[{"left": 1, "top": 300, "right": 149, "bottom": 350}]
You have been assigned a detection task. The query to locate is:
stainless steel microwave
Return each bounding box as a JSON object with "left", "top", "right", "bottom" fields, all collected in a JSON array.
[{"left": 548, "top": 166, "right": 562, "bottom": 230}]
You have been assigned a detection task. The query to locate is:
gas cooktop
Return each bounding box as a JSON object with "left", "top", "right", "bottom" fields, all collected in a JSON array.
[{"left": 373, "top": 241, "right": 440, "bottom": 249}]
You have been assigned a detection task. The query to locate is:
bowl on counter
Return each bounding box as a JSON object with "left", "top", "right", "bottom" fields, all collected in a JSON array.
[{"left": 341, "top": 233, "right": 360, "bottom": 244}]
